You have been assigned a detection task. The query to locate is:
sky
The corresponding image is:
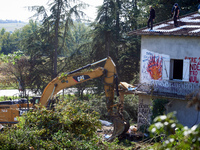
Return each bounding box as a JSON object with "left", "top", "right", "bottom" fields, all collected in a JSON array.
[{"left": 0, "top": 0, "right": 104, "bottom": 22}]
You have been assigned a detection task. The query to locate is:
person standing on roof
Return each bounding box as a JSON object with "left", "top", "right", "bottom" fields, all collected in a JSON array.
[
  {"left": 172, "top": 3, "right": 180, "bottom": 27},
  {"left": 147, "top": 6, "right": 155, "bottom": 30}
]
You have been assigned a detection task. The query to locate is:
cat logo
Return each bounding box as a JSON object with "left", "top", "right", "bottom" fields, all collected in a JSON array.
[
  {"left": 73, "top": 75, "right": 90, "bottom": 82},
  {"left": 1, "top": 109, "right": 7, "bottom": 112}
]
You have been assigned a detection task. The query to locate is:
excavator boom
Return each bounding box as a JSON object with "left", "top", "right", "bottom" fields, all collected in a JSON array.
[
  {"left": 40, "top": 67, "right": 105, "bottom": 106},
  {"left": 39, "top": 57, "right": 116, "bottom": 107},
  {"left": 0, "top": 57, "right": 129, "bottom": 141}
]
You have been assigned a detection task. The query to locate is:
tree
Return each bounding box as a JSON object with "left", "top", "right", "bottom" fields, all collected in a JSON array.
[
  {"left": 0, "top": 51, "right": 30, "bottom": 95},
  {"left": 91, "top": 0, "right": 141, "bottom": 83},
  {"left": 30, "top": 0, "right": 88, "bottom": 79},
  {"left": 20, "top": 22, "right": 55, "bottom": 93},
  {"left": 19, "top": 20, "right": 93, "bottom": 93},
  {"left": 0, "top": 28, "right": 19, "bottom": 54},
  {"left": 63, "top": 22, "right": 95, "bottom": 98},
  {"left": 91, "top": 0, "right": 116, "bottom": 61}
]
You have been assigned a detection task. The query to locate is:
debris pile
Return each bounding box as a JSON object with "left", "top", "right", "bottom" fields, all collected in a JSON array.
[{"left": 97, "top": 120, "right": 146, "bottom": 141}]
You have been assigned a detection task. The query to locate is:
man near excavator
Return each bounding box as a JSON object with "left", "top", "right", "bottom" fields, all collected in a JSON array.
[{"left": 198, "top": 0, "right": 200, "bottom": 13}]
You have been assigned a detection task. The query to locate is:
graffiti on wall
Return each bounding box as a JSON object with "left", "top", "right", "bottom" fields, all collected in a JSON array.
[
  {"left": 149, "top": 80, "right": 199, "bottom": 95},
  {"left": 137, "top": 102, "right": 152, "bottom": 128},
  {"left": 185, "top": 57, "right": 200, "bottom": 83},
  {"left": 147, "top": 55, "right": 162, "bottom": 80},
  {"left": 141, "top": 49, "right": 170, "bottom": 83}
]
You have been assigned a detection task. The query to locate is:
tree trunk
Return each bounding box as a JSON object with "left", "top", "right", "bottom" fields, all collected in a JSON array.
[{"left": 53, "top": 1, "right": 61, "bottom": 79}]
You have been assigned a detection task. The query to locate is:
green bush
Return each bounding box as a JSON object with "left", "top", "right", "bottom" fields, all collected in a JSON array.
[
  {"left": 0, "top": 99, "right": 122, "bottom": 149},
  {"left": 149, "top": 112, "right": 200, "bottom": 150},
  {"left": 0, "top": 92, "right": 139, "bottom": 149},
  {"left": 87, "top": 94, "right": 139, "bottom": 122},
  {"left": 151, "top": 99, "right": 169, "bottom": 121},
  {"left": 123, "top": 95, "right": 139, "bottom": 122}
]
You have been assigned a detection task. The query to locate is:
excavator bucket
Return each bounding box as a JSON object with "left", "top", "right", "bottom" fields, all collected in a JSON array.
[
  {"left": 107, "top": 114, "right": 130, "bottom": 142},
  {"left": 106, "top": 81, "right": 138, "bottom": 141}
]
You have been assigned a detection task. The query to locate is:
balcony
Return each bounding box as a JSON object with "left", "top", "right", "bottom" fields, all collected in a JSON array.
[{"left": 137, "top": 80, "right": 200, "bottom": 100}]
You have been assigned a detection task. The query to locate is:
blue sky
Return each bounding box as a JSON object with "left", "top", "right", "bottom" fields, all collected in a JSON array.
[{"left": 0, "top": 0, "right": 103, "bottom": 22}]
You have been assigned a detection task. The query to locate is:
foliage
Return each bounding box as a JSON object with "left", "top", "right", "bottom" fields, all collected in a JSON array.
[
  {"left": 0, "top": 21, "right": 42, "bottom": 92},
  {"left": 0, "top": 50, "right": 24, "bottom": 64},
  {"left": 87, "top": 93, "right": 139, "bottom": 123},
  {"left": 151, "top": 99, "right": 169, "bottom": 121},
  {"left": 29, "top": 0, "right": 88, "bottom": 78},
  {"left": 123, "top": 95, "right": 139, "bottom": 122},
  {"left": 0, "top": 96, "right": 21, "bottom": 102},
  {"left": 149, "top": 112, "right": 180, "bottom": 137},
  {"left": 0, "top": 51, "right": 30, "bottom": 91},
  {"left": 20, "top": 20, "right": 93, "bottom": 93},
  {"left": 0, "top": 99, "right": 125, "bottom": 149},
  {"left": 0, "top": 28, "right": 18, "bottom": 54},
  {"left": 91, "top": 0, "right": 141, "bottom": 83},
  {"left": 149, "top": 112, "right": 200, "bottom": 150}
]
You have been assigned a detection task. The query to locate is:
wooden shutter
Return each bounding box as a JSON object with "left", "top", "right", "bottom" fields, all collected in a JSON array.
[
  {"left": 182, "top": 59, "right": 190, "bottom": 82},
  {"left": 162, "top": 58, "right": 170, "bottom": 80}
]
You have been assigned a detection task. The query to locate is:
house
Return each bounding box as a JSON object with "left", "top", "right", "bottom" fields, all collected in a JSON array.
[{"left": 129, "top": 12, "right": 200, "bottom": 128}]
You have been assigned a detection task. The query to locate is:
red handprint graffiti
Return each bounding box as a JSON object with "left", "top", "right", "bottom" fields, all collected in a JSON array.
[{"left": 147, "top": 55, "right": 162, "bottom": 80}]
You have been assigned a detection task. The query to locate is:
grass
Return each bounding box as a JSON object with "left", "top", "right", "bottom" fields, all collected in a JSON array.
[
  {"left": 0, "top": 82, "right": 18, "bottom": 89},
  {"left": 0, "top": 96, "right": 21, "bottom": 101}
]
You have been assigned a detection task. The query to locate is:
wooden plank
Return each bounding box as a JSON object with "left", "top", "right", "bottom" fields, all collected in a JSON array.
[{"left": 119, "top": 82, "right": 135, "bottom": 90}]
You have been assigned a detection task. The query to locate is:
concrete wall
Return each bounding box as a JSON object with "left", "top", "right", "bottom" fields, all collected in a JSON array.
[
  {"left": 141, "top": 36, "right": 200, "bottom": 59},
  {"left": 137, "top": 94, "right": 200, "bottom": 128},
  {"left": 140, "top": 35, "right": 200, "bottom": 87},
  {"left": 166, "top": 99, "right": 200, "bottom": 127}
]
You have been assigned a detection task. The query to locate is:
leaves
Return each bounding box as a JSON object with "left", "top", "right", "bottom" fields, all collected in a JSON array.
[
  {"left": 0, "top": 98, "right": 105, "bottom": 149},
  {"left": 149, "top": 112, "right": 200, "bottom": 149},
  {"left": 0, "top": 50, "right": 24, "bottom": 64}
]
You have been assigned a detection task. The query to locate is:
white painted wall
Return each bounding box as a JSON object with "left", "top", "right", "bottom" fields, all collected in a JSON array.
[
  {"left": 138, "top": 35, "right": 200, "bottom": 128},
  {"left": 141, "top": 36, "right": 200, "bottom": 59},
  {"left": 166, "top": 99, "right": 200, "bottom": 127}
]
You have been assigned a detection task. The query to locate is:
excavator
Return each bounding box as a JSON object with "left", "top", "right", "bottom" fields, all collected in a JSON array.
[{"left": 0, "top": 57, "right": 130, "bottom": 141}]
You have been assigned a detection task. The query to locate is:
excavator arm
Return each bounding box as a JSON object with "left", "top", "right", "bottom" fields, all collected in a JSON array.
[
  {"left": 39, "top": 67, "right": 105, "bottom": 106},
  {"left": 38, "top": 57, "right": 129, "bottom": 140},
  {"left": 39, "top": 57, "right": 116, "bottom": 107},
  {"left": 0, "top": 57, "right": 129, "bottom": 140}
]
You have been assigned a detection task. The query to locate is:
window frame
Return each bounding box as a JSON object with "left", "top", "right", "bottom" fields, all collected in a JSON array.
[{"left": 162, "top": 58, "right": 190, "bottom": 82}]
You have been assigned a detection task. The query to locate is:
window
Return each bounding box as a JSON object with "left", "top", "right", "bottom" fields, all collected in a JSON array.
[
  {"left": 172, "top": 59, "right": 183, "bottom": 80},
  {"left": 162, "top": 58, "right": 190, "bottom": 81}
]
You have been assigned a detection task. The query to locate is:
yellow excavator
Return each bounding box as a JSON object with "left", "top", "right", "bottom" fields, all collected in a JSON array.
[{"left": 0, "top": 57, "right": 129, "bottom": 141}]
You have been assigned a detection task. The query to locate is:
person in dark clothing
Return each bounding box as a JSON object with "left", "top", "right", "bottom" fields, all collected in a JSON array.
[
  {"left": 147, "top": 6, "right": 155, "bottom": 30},
  {"left": 172, "top": 3, "right": 180, "bottom": 27},
  {"left": 198, "top": 0, "right": 200, "bottom": 12}
]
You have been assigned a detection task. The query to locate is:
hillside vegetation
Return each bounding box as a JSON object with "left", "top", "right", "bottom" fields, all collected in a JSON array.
[{"left": 0, "top": 20, "right": 27, "bottom": 33}]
